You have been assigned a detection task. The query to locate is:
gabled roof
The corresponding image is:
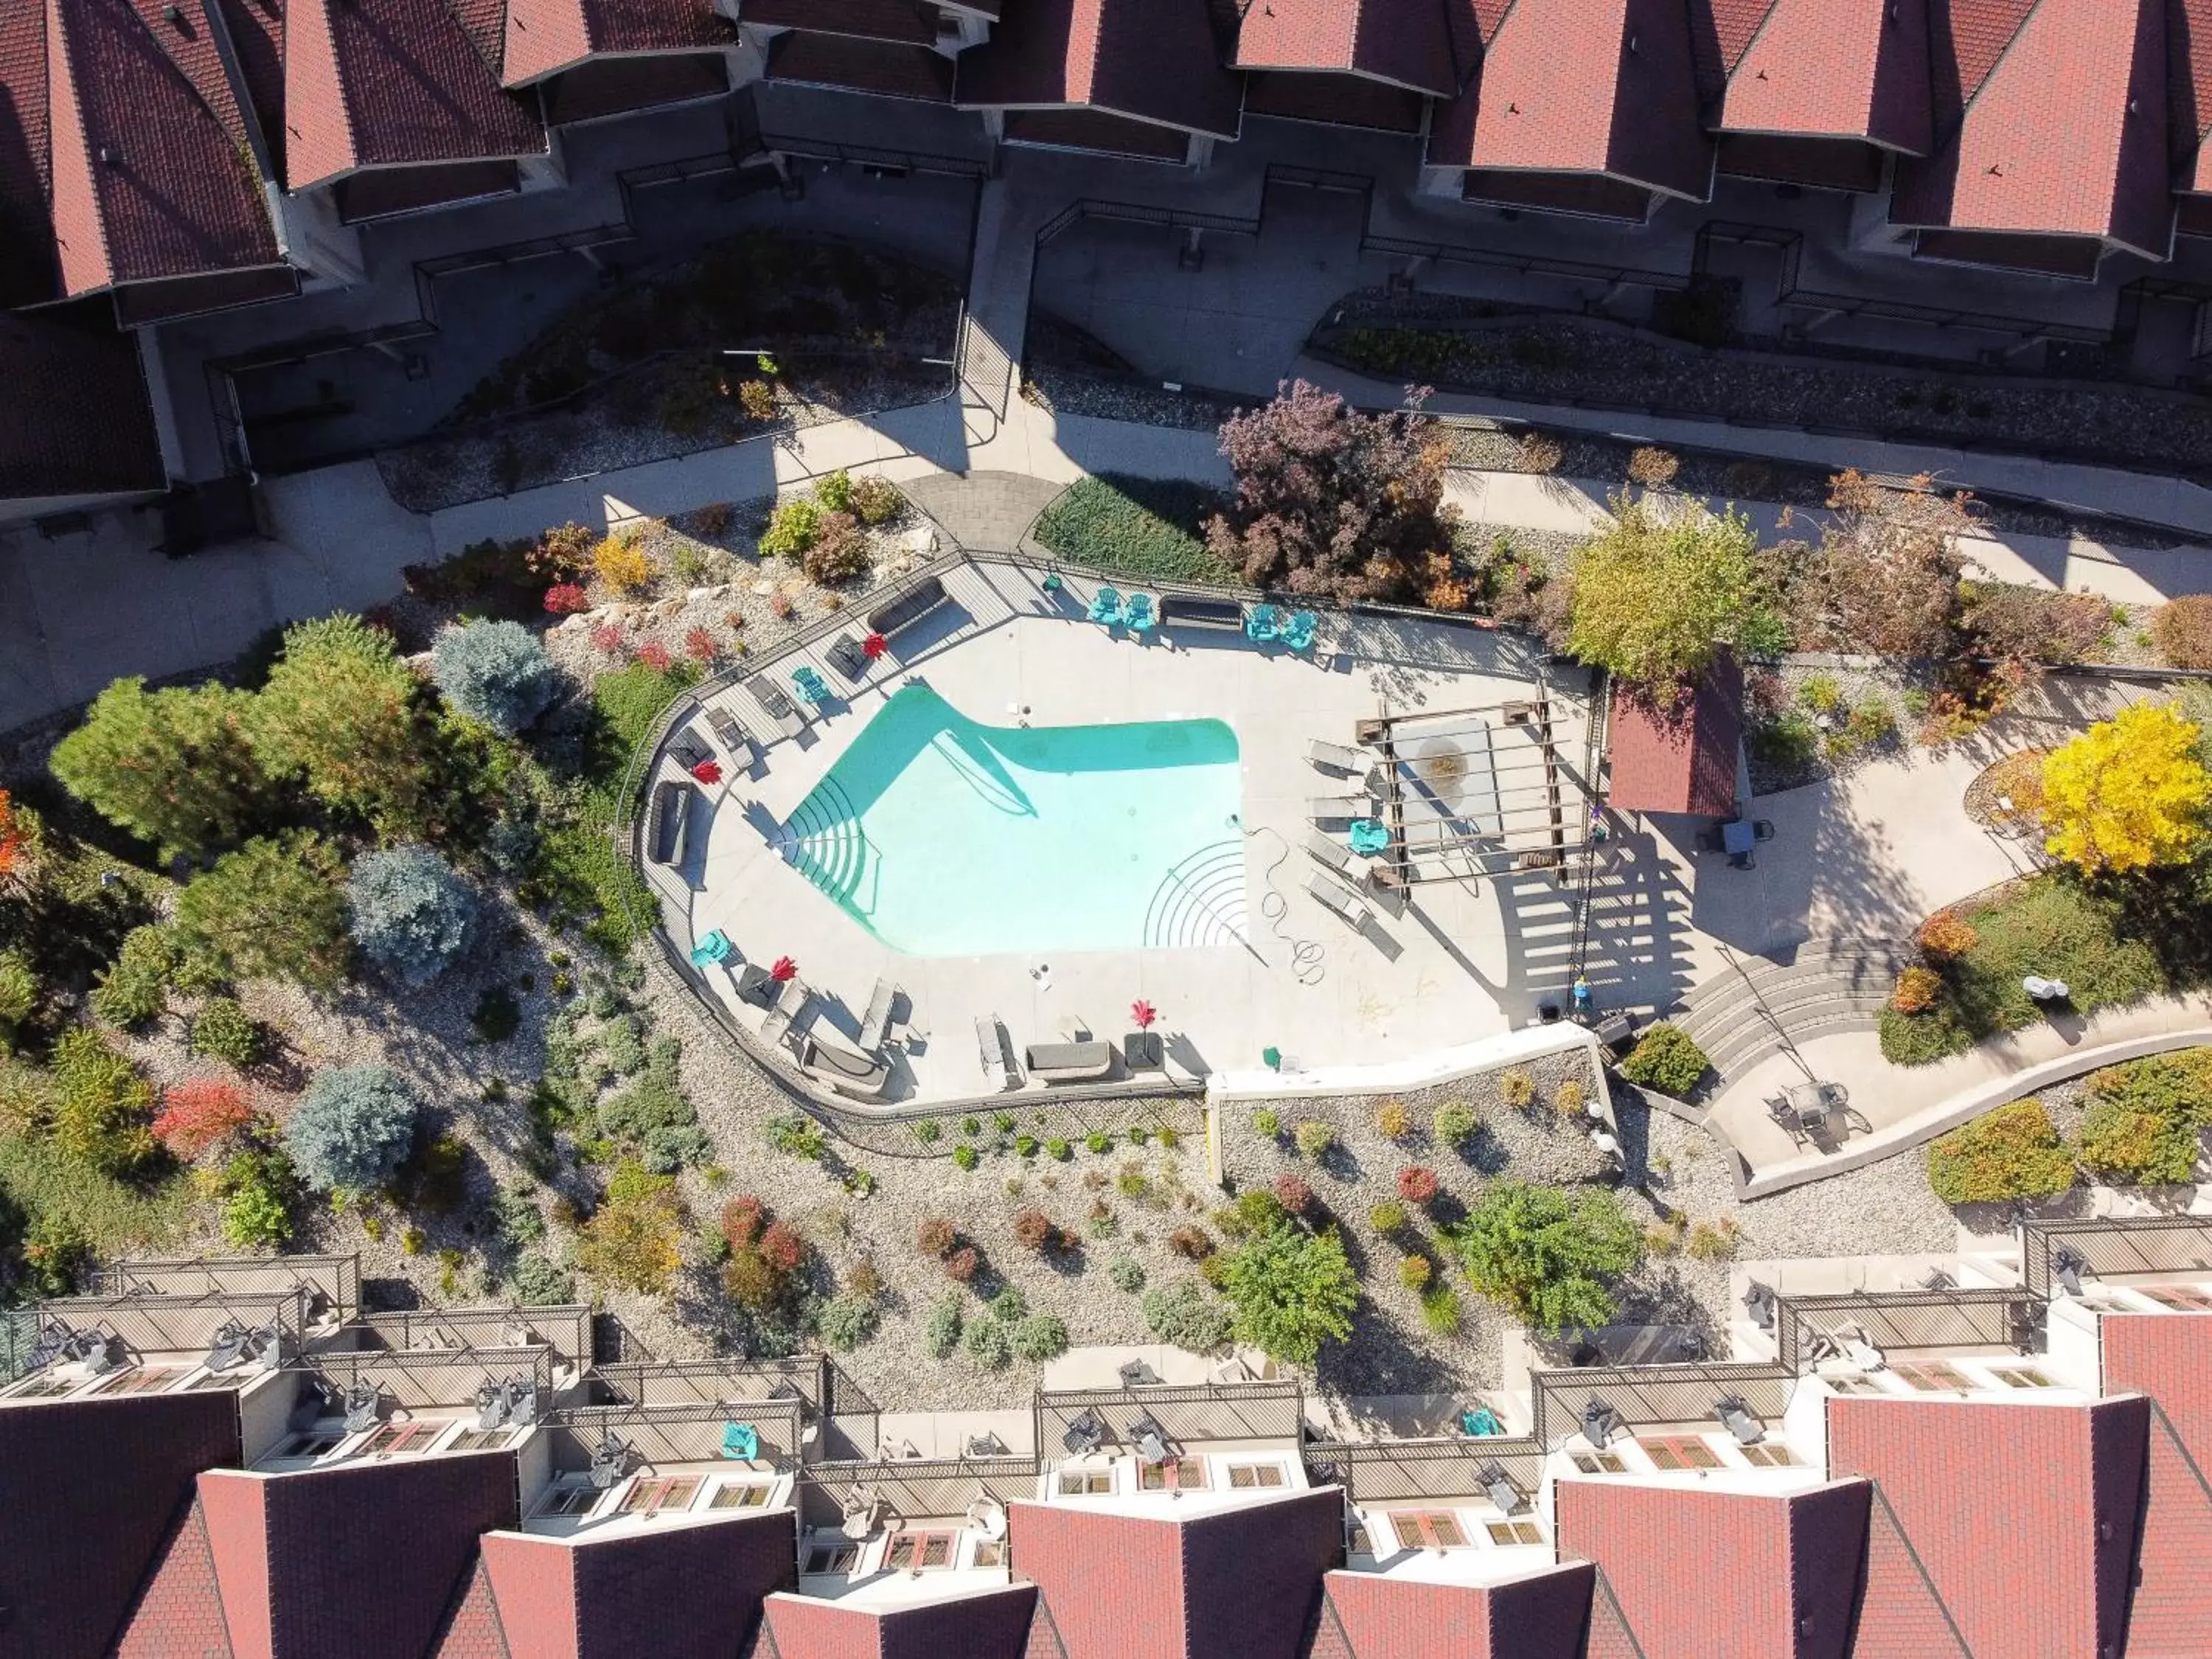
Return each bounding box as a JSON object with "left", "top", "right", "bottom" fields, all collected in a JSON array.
[
  {"left": 1231, "top": 0, "right": 1464, "bottom": 98},
  {"left": 1314, "top": 1564, "right": 1593, "bottom": 1659},
  {"left": 282, "top": 0, "right": 546, "bottom": 189},
  {"left": 428, "top": 1559, "right": 512, "bottom": 1659},
  {"left": 44, "top": 0, "right": 282, "bottom": 296},
  {"left": 0, "top": 1391, "right": 240, "bottom": 1659},
  {"left": 2170, "top": 0, "right": 2212, "bottom": 192},
  {"left": 198, "top": 1455, "right": 520, "bottom": 1658},
  {"left": 114, "top": 1492, "right": 238, "bottom": 1658},
  {"left": 478, "top": 1510, "right": 795, "bottom": 1658},
  {"left": 1429, "top": 0, "right": 1711, "bottom": 201},
  {"left": 954, "top": 0, "right": 1243, "bottom": 139},
  {"left": 1891, "top": 0, "right": 2171, "bottom": 257},
  {"left": 2098, "top": 1312, "right": 2212, "bottom": 1656},
  {"left": 0, "top": 0, "right": 60, "bottom": 305},
  {"left": 760, "top": 1582, "right": 1042, "bottom": 1659},
  {"left": 1826, "top": 1394, "right": 2149, "bottom": 1659},
  {"left": 1709, "top": 0, "right": 1931, "bottom": 153},
  {"left": 501, "top": 0, "right": 732, "bottom": 89},
  {"left": 1605, "top": 651, "right": 1743, "bottom": 818},
  {"left": 1008, "top": 1488, "right": 1343, "bottom": 1659},
  {"left": 1555, "top": 1478, "right": 1868, "bottom": 1659}
]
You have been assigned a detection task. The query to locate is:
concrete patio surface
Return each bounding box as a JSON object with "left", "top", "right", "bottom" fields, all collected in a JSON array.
[{"left": 639, "top": 557, "right": 1602, "bottom": 1106}]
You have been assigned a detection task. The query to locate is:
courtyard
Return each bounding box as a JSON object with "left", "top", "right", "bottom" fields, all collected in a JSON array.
[{"left": 636, "top": 554, "right": 1603, "bottom": 1106}]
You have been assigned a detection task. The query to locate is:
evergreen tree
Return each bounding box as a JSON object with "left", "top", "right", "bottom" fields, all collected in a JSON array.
[
  {"left": 249, "top": 616, "right": 431, "bottom": 831},
  {"left": 51, "top": 678, "right": 265, "bottom": 860},
  {"left": 174, "top": 833, "right": 350, "bottom": 992}
]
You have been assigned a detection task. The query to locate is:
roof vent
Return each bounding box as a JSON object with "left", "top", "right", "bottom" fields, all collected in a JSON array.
[
  {"left": 1626, "top": 32, "right": 1638, "bottom": 54},
  {"left": 161, "top": 2, "right": 183, "bottom": 21},
  {"left": 96, "top": 145, "right": 121, "bottom": 168}
]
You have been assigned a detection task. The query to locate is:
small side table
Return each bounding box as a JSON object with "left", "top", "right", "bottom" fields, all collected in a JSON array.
[
  {"left": 1124, "top": 1032, "right": 1165, "bottom": 1072},
  {"left": 732, "top": 964, "right": 776, "bottom": 1009}
]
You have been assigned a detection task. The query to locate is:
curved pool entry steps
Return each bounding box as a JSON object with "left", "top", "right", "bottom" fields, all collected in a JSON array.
[
  {"left": 1141, "top": 841, "right": 1252, "bottom": 950},
  {"left": 773, "top": 684, "right": 1246, "bottom": 957}
]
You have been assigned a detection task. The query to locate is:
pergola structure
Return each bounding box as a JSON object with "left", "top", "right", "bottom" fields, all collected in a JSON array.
[{"left": 1354, "top": 697, "right": 1601, "bottom": 890}]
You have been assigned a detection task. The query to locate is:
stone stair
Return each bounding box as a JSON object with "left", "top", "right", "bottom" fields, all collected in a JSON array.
[{"left": 1673, "top": 938, "right": 1916, "bottom": 1082}]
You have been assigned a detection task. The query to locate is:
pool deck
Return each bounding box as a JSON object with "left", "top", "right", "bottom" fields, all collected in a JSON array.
[{"left": 639, "top": 557, "right": 1607, "bottom": 1107}]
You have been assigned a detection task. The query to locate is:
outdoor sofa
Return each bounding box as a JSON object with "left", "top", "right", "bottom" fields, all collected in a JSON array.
[
  {"left": 867, "top": 576, "right": 950, "bottom": 640},
  {"left": 648, "top": 780, "right": 697, "bottom": 866},
  {"left": 794, "top": 1035, "right": 891, "bottom": 1101},
  {"left": 1024, "top": 1040, "right": 1114, "bottom": 1082}
]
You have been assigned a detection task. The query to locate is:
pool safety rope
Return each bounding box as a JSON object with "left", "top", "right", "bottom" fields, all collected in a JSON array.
[{"left": 1243, "top": 824, "right": 1326, "bottom": 987}]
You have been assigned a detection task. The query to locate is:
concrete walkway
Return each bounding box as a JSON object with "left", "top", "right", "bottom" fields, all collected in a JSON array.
[{"left": 1709, "top": 992, "right": 2212, "bottom": 1198}]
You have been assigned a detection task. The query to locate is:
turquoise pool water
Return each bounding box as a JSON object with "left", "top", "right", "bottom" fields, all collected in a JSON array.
[{"left": 782, "top": 684, "right": 1247, "bottom": 956}]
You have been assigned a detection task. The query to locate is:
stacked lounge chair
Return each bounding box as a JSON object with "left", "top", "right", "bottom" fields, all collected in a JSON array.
[
  {"left": 1308, "top": 873, "right": 1374, "bottom": 933},
  {"left": 743, "top": 673, "right": 807, "bottom": 740}
]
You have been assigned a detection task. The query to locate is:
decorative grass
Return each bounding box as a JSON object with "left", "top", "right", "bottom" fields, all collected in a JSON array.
[{"left": 1031, "top": 474, "right": 1237, "bottom": 585}]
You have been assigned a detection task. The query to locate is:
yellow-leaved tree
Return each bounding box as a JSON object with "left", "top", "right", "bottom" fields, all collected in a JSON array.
[{"left": 2039, "top": 703, "right": 2211, "bottom": 874}]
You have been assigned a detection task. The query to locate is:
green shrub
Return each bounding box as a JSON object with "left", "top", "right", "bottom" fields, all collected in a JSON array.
[
  {"left": 914, "top": 1118, "right": 942, "bottom": 1144},
  {"left": 818, "top": 1294, "right": 878, "bottom": 1352},
  {"left": 1218, "top": 1223, "right": 1359, "bottom": 1364},
  {"left": 1453, "top": 1181, "right": 1642, "bottom": 1336},
  {"left": 347, "top": 847, "right": 479, "bottom": 987},
  {"left": 758, "top": 496, "right": 823, "bottom": 558},
  {"left": 286, "top": 1065, "right": 420, "bottom": 1192},
  {"left": 511, "top": 1252, "right": 574, "bottom": 1304},
  {"left": 91, "top": 925, "right": 177, "bottom": 1029},
  {"left": 768, "top": 1113, "right": 827, "bottom": 1160},
  {"left": 963, "top": 1314, "right": 1012, "bottom": 1368},
  {"left": 1617, "top": 1024, "right": 1709, "bottom": 1096},
  {"left": 1251, "top": 1107, "right": 1281, "bottom": 1137},
  {"left": 1086, "top": 1131, "right": 1111, "bottom": 1154},
  {"left": 0, "top": 950, "right": 36, "bottom": 1050},
  {"left": 1499, "top": 1068, "right": 1534, "bottom": 1109},
  {"left": 51, "top": 678, "right": 267, "bottom": 860},
  {"left": 50, "top": 1028, "right": 158, "bottom": 1175},
  {"left": 961, "top": 1116, "right": 981, "bottom": 1137},
  {"left": 924, "top": 1294, "right": 964, "bottom": 1358},
  {"left": 814, "top": 470, "right": 855, "bottom": 513},
  {"left": 849, "top": 475, "right": 903, "bottom": 526},
  {"left": 1032, "top": 474, "right": 1237, "bottom": 584},
  {"left": 574, "top": 1161, "right": 685, "bottom": 1295},
  {"left": 492, "top": 1181, "right": 547, "bottom": 1247},
  {"left": 470, "top": 987, "right": 522, "bottom": 1044},
  {"left": 1293, "top": 1119, "right": 1337, "bottom": 1159},
  {"left": 2076, "top": 1099, "right": 2199, "bottom": 1186},
  {"left": 2084, "top": 1048, "right": 2212, "bottom": 1124},
  {"left": 1432, "top": 1101, "right": 1478, "bottom": 1147},
  {"left": 1368, "top": 1200, "right": 1408, "bottom": 1234},
  {"left": 994, "top": 1111, "right": 1017, "bottom": 1133},
  {"left": 1398, "top": 1253, "right": 1432, "bottom": 1290},
  {"left": 1015, "top": 1134, "right": 1038, "bottom": 1157},
  {"left": 1142, "top": 1279, "right": 1233, "bottom": 1352},
  {"left": 988, "top": 1286, "right": 1027, "bottom": 1323},
  {"left": 1420, "top": 1286, "right": 1461, "bottom": 1336},
  {"left": 189, "top": 997, "right": 261, "bottom": 1066},
  {"left": 220, "top": 1152, "right": 293, "bottom": 1248},
  {"left": 953, "top": 1144, "right": 979, "bottom": 1171},
  {"left": 248, "top": 615, "right": 434, "bottom": 830},
  {"left": 1877, "top": 1002, "right": 1975, "bottom": 1065},
  {"left": 1012, "top": 1312, "right": 1070, "bottom": 1362},
  {"left": 431, "top": 620, "right": 562, "bottom": 735},
  {"left": 1046, "top": 1137, "right": 1071, "bottom": 1161},
  {"left": 640, "top": 1124, "right": 711, "bottom": 1173},
  {"left": 1925, "top": 1100, "right": 2077, "bottom": 1205},
  {"left": 1109, "top": 1256, "right": 1145, "bottom": 1293}
]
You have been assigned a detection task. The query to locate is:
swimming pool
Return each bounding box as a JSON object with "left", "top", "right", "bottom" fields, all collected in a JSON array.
[{"left": 782, "top": 684, "right": 1248, "bottom": 957}]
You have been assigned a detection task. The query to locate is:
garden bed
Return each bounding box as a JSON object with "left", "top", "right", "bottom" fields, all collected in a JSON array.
[{"left": 1029, "top": 474, "right": 1237, "bottom": 585}]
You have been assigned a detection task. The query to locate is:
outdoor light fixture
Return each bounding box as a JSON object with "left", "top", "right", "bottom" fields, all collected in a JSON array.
[{"left": 1582, "top": 1398, "right": 1627, "bottom": 1447}]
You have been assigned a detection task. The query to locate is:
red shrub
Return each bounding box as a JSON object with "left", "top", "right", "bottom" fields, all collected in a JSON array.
[
  {"left": 759, "top": 1220, "right": 804, "bottom": 1273},
  {"left": 636, "top": 640, "right": 673, "bottom": 672},
  {"left": 917, "top": 1217, "right": 957, "bottom": 1258},
  {"left": 684, "top": 626, "right": 718, "bottom": 663},
  {"left": 945, "top": 1245, "right": 980, "bottom": 1282},
  {"left": 1397, "top": 1166, "right": 1440, "bottom": 1204},
  {"left": 1012, "top": 1208, "right": 1055, "bottom": 1252},
  {"left": 589, "top": 622, "right": 627, "bottom": 656},
  {"left": 721, "top": 1195, "right": 765, "bottom": 1251},
  {"left": 1167, "top": 1226, "right": 1214, "bottom": 1260},
  {"left": 1273, "top": 1174, "right": 1315, "bottom": 1216},
  {"left": 152, "top": 1079, "right": 252, "bottom": 1158},
  {"left": 542, "top": 582, "right": 590, "bottom": 615}
]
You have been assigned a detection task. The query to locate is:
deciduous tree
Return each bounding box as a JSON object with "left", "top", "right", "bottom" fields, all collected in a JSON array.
[
  {"left": 1452, "top": 1181, "right": 1641, "bottom": 1335},
  {"left": 1567, "top": 498, "right": 1775, "bottom": 695},
  {"left": 2040, "top": 703, "right": 2210, "bottom": 874},
  {"left": 1217, "top": 1221, "right": 1359, "bottom": 1365}
]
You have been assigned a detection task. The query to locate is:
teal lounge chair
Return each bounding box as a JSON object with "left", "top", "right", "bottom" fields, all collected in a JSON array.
[
  {"left": 1087, "top": 585, "right": 1123, "bottom": 625},
  {"left": 1245, "top": 602, "right": 1281, "bottom": 642},
  {"left": 1124, "top": 592, "right": 1157, "bottom": 633},
  {"left": 1281, "top": 610, "right": 1318, "bottom": 652},
  {"left": 792, "top": 665, "right": 831, "bottom": 706}
]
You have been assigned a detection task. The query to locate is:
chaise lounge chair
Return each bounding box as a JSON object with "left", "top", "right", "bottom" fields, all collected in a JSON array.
[
  {"left": 1024, "top": 1040, "right": 1114, "bottom": 1082},
  {"left": 977, "top": 1014, "right": 1017, "bottom": 1091},
  {"left": 705, "top": 706, "right": 759, "bottom": 770},
  {"left": 795, "top": 1034, "right": 890, "bottom": 1101},
  {"left": 1308, "top": 873, "right": 1375, "bottom": 933},
  {"left": 648, "top": 780, "right": 697, "bottom": 866},
  {"left": 1244, "top": 602, "right": 1281, "bottom": 643},
  {"left": 761, "top": 975, "right": 812, "bottom": 1043},
  {"left": 1309, "top": 796, "right": 1369, "bottom": 824},
  {"left": 1306, "top": 830, "right": 1358, "bottom": 877},
  {"left": 856, "top": 978, "right": 900, "bottom": 1053},
  {"left": 1087, "top": 585, "right": 1124, "bottom": 625},
  {"left": 743, "top": 672, "right": 807, "bottom": 740},
  {"left": 1308, "top": 739, "right": 1362, "bottom": 774}
]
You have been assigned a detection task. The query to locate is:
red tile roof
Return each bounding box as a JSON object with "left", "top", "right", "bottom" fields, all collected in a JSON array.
[
  {"left": 1009, "top": 1489, "right": 1343, "bottom": 1659},
  {"left": 199, "top": 1454, "right": 521, "bottom": 1658},
  {"left": 428, "top": 1559, "right": 513, "bottom": 1659},
  {"left": 541, "top": 48, "right": 728, "bottom": 123},
  {"left": 1605, "top": 651, "right": 1743, "bottom": 818},
  {"left": 212, "top": 0, "right": 288, "bottom": 176},
  {"left": 1849, "top": 1482, "right": 1972, "bottom": 1658},
  {"left": 955, "top": 0, "right": 1243, "bottom": 139},
  {"left": 2169, "top": 0, "right": 2212, "bottom": 192},
  {"left": 1715, "top": 0, "right": 1931, "bottom": 153},
  {"left": 1893, "top": 0, "right": 2171, "bottom": 257},
  {"left": 114, "top": 1493, "right": 239, "bottom": 1658},
  {"left": 0, "top": 0, "right": 60, "bottom": 304},
  {"left": 0, "top": 1391, "right": 241, "bottom": 1656},
  {"left": 1231, "top": 0, "right": 1463, "bottom": 98},
  {"left": 1316, "top": 1564, "right": 1593, "bottom": 1658},
  {"left": 1557, "top": 1478, "right": 1868, "bottom": 1659},
  {"left": 762, "top": 1582, "right": 1042, "bottom": 1659},
  {"left": 282, "top": 0, "right": 545, "bottom": 188},
  {"left": 501, "top": 0, "right": 731, "bottom": 88},
  {"left": 2098, "top": 1313, "right": 2212, "bottom": 1657},
  {"left": 1431, "top": 0, "right": 1711, "bottom": 201},
  {"left": 44, "top": 0, "right": 282, "bottom": 295},
  {"left": 1826, "top": 1394, "right": 2149, "bottom": 1659}
]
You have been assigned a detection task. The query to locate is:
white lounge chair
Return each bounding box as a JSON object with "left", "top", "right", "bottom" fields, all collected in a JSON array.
[
  {"left": 1309, "top": 796, "right": 1368, "bottom": 825},
  {"left": 1306, "top": 830, "right": 1357, "bottom": 876},
  {"left": 856, "top": 978, "right": 898, "bottom": 1052},
  {"left": 1307, "top": 739, "right": 1363, "bottom": 773},
  {"left": 1308, "top": 873, "right": 1374, "bottom": 933}
]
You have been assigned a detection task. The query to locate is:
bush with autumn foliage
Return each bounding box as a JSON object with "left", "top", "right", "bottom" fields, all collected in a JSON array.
[
  {"left": 2039, "top": 703, "right": 2210, "bottom": 875},
  {"left": 153, "top": 1079, "right": 253, "bottom": 1158}
]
